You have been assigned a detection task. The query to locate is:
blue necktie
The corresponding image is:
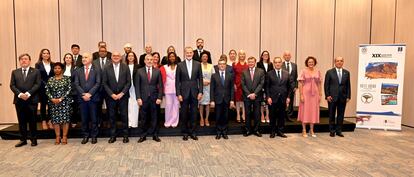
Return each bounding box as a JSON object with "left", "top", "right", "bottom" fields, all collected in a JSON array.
[{"left": 220, "top": 71, "right": 225, "bottom": 86}]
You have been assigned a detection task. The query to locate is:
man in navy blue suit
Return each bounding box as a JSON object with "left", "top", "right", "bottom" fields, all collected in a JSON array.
[{"left": 74, "top": 53, "right": 101, "bottom": 144}]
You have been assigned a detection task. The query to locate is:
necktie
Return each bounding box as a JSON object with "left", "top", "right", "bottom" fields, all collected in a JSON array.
[
  {"left": 187, "top": 60, "right": 192, "bottom": 79},
  {"left": 250, "top": 68, "right": 254, "bottom": 81},
  {"left": 338, "top": 69, "right": 342, "bottom": 84},
  {"left": 115, "top": 64, "right": 119, "bottom": 82},
  {"left": 23, "top": 69, "right": 27, "bottom": 81},
  {"left": 147, "top": 67, "right": 151, "bottom": 81},
  {"left": 277, "top": 70, "right": 281, "bottom": 80},
  {"left": 74, "top": 56, "right": 77, "bottom": 62},
  {"left": 286, "top": 62, "right": 290, "bottom": 73},
  {"left": 101, "top": 58, "right": 105, "bottom": 68},
  {"left": 85, "top": 67, "right": 89, "bottom": 80},
  {"left": 220, "top": 71, "right": 225, "bottom": 86}
]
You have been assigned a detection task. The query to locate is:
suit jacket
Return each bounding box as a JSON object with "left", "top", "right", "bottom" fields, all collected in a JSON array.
[
  {"left": 92, "top": 57, "right": 112, "bottom": 72},
  {"left": 10, "top": 67, "right": 41, "bottom": 104},
  {"left": 64, "top": 65, "right": 78, "bottom": 96},
  {"left": 102, "top": 63, "right": 131, "bottom": 98},
  {"left": 210, "top": 70, "right": 234, "bottom": 104},
  {"left": 266, "top": 69, "right": 294, "bottom": 104},
  {"left": 175, "top": 59, "right": 203, "bottom": 99},
  {"left": 93, "top": 51, "right": 112, "bottom": 61},
  {"left": 241, "top": 67, "right": 265, "bottom": 101},
  {"left": 74, "top": 65, "right": 101, "bottom": 102},
  {"left": 134, "top": 67, "right": 163, "bottom": 102},
  {"left": 282, "top": 61, "right": 298, "bottom": 88},
  {"left": 35, "top": 62, "right": 55, "bottom": 88},
  {"left": 256, "top": 61, "right": 274, "bottom": 73},
  {"left": 192, "top": 49, "right": 212, "bottom": 64},
  {"left": 324, "top": 68, "right": 351, "bottom": 102},
  {"left": 73, "top": 54, "right": 83, "bottom": 68}
]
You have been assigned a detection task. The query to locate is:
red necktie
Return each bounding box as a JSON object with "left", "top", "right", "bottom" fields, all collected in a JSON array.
[
  {"left": 250, "top": 68, "right": 254, "bottom": 81},
  {"left": 85, "top": 67, "right": 89, "bottom": 80},
  {"left": 147, "top": 67, "right": 151, "bottom": 81}
]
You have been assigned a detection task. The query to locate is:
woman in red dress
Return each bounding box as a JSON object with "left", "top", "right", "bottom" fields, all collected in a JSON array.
[{"left": 233, "top": 50, "right": 249, "bottom": 123}]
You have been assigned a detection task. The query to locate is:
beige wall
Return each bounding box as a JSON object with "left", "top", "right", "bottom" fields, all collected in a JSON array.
[{"left": 1, "top": 0, "right": 413, "bottom": 126}]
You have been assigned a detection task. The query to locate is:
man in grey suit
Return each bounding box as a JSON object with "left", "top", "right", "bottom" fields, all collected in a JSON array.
[
  {"left": 282, "top": 51, "right": 298, "bottom": 122},
  {"left": 102, "top": 52, "right": 131, "bottom": 143},
  {"left": 267, "top": 57, "right": 295, "bottom": 138},
  {"left": 324, "top": 56, "right": 351, "bottom": 137},
  {"left": 176, "top": 47, "right": 203, "bottom": 141},
  {"left": 210, "top": 58, "right": 235, "bottom": 140},
  {"left": 10, "top": 53, "right": 41, "bottom": 147},
  {"left": 241, "top": 56, "right": 265, "bottom": 137},
  {"left": 74, "top": 53, "right": 101, "bottom": 144},
  {"left": 135, "top": 54, "right": 163, "bottom": 143}
]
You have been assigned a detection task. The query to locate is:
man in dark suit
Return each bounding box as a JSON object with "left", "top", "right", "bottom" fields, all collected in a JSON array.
[
  {"left": 267, "top": 57, "right": 295, "bottom": 138},
  {"left": 74, "top": 53, "right": 101, "bottom": 144},
  {"left": 93, "top": 41, "right": 112, "bottom": 60},
  {"left": 324, "top": 56, "right": 351, "bottom": 137},
  {"left": 176, "top": 47, "right": 203, "bottom": 141},
  {"left": 10, "top": 53, "right": 41, "bottom": 147},
  {"left": 102, "top": 52, "right": 131, "bottom": 143},
  {"left": 213, "top": 54, "right": 233, "bottom": 74},
  {"left": 135, "top": 54, "right": 163, "bottom": 143},
  {"left": 210, "top": 59, "right": 235, "bottom": 140},
  {"left": 93, "top": 47, "right": 112, "bottom": 128},
  {"left": 192, "top": 38, "right": 212, "bottom": 64},
  {"left": 71, "top": 44, "right": 83, "bottom": 68},
  {"left": 139, "top": 44, "right": 152, "bottom": 67},
  {"left": 282, "top": 51, "right": 298, "bottom": 122},
  {"left": 241, "top": 56, "right": 265, "bottom": 137}
]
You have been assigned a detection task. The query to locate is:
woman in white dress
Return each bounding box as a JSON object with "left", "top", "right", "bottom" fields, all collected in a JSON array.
[
  {"left": 126, "top": 52, "right": 140, "bottom": 128},
  {"left": 199, "top": 51, "right": 215, "bottom": 126}
]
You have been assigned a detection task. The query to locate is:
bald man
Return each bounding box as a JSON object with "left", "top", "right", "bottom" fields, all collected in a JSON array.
[
  {"left": 282, "top": 51, "right": 298, "bottom": 121},
  {"left": 139, "top": 44, "right": 153, "bottom": 67},
  {"left": 74, "top": 53, "right": 101, "bottom": 144}
]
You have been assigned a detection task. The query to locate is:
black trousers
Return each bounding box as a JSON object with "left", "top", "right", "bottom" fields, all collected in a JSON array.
[
  {"left": 15, "top": 101, "right": 37, "bottom": 141},
  {"left": 180, "top": 96, "right": 198, "bottom": 136},
  {"left": 140, "top": 97, "right": 159, "bottom": 137},
  {"left": 215, "top": 102, "right": 229, "bottom": 134},
  {"left": 70, "top": 95, "right": 81, "bottom": 124},
  {"left": 39, "top": 89, "right": 50, "bottom": 122},
  {"left": 79, "top": 101, "right": 99, "bottom": 138},
  {"left": 244, "top": 100, "right": 261, "bottom": 132},
  {"left": 107, "top": 97, "right": 129, "bottom": 137},
  {"left": 328, "top": 99, "right": 347, "bottom": 133},
  {"left": 286, "top": 90, "right": 295, "bottom": 119},
  {"left": 269, "top": 98, "right": 286, "bottom": 133}
]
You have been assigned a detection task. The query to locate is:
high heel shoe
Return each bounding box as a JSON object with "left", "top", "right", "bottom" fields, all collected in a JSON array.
[
  {"left": 200, "top": 118, "right": 205, "bottom": 126},
  {"left": 310, "top": 131, "right": 317, "bottom": 137},
  {"left": 55, "top": 137, "right": 61, "bottom": 145},
  {"left": 302, "top": 131, "right": 308, "bottom": 137},
  {"left": 205, "top": 120, "right": 210, "bottom": 126},
  {"left": 61, "top": 136, "right": 67, "bottom": 145}
]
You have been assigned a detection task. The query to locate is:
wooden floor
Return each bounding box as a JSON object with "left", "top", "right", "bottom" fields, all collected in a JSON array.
[{"left": 0, "top": 127, "right": 413, "bottom": 177}]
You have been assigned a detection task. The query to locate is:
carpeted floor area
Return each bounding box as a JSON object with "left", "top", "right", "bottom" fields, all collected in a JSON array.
[{"left": 0, "top": 127, "right": 413, "bottom": 177}]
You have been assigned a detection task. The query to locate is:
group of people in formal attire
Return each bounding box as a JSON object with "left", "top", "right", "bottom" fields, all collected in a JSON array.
[{"left": 10, "top": 38, "right": 351, "bottom": 147}]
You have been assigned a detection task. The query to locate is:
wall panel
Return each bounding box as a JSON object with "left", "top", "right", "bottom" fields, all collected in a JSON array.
[{"left": 371, "top": 0, "right": 396, "bottom": 44}]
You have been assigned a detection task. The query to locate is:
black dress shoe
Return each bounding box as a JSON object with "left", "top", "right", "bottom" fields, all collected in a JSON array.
[
  {"left": 215, "top": 134, "right": 221, "bottom": 140},
  {"left": 81, "top": 137, "right": 89, "bottom": 144},
  {"left": 183, "top": 135, "right": 188, "bottom": 141},
  {"left": 254, "top": 131, "right": 262, "bottom": 137},
  {"left": 108, "top": 137, "right": 116, "bottom": 143},
  {"left": 153, "top": 136, "right": 161, "bottom": 142},
  {"left": 123, "top": 137, "right": 129, "bottom": 143},
  {"left": 15, "top": 141, "right": 27, "bottom": 147},
  {"left": 286, "top": 118, "right": 293, "bottom": 122},
  {"left": 138, "top": 137, "right": 146, "bottom": 143},
  {"left": 336, "top": 133, "right": 344, "bottom": 137},
  {"left": 270, "top": 133, "right": 276, "bottom": 138},
  {"left": 277, "top": 133, "right": 287, "bottom": 138},
  {"left": 243, "top": 131, "right": 251, "bottom": 137},
  {"left": 30, "top": 139, "right": 38, "bottom": 146},
  {"left": 222, "top": 134, "right": 229, "bottom": 139},
  {"left": 91, "top": 138, "right": 97, "bottom": 144},
  {"left": 190, "top": 135, "right": 198, "bottom": 141},
  {"left": 330, "top": 132, "right": 335, "bottom": 137}
]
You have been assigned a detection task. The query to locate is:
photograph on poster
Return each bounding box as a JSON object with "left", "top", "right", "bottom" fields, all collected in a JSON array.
[
  {"left": 365, "top": 62, "right": 397, "bottom": 79},
  {"left": 381, "top": 83, "right": 399, "bottom": 95},
  {"left": 381, "top": 95, "right": 398, "bottom": 105}
]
